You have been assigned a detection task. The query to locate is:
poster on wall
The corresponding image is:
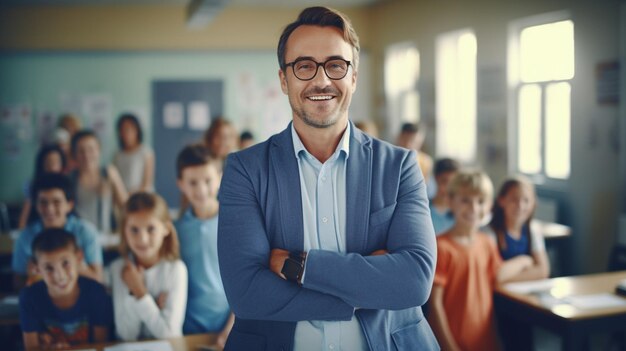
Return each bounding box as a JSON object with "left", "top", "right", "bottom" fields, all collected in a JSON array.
[
  {"left": 82, "top": 94, "right": 113, "bottom": 145},
  {"left": 188, "top": 101, "right": 210, "bottom": 131},
  {"left": 37, "top": 110, "right": 56, "bottom": 144},
  {"left": 163, "top": 102, "right": 184, "bottom": 129},
  {"left": 0, "top": 104, "right": 32, "bottom": 159}
]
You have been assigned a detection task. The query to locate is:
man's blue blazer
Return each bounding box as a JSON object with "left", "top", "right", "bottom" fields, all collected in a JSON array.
[{"left": 218, "top": 122, "right": 439, "bottom": 351}]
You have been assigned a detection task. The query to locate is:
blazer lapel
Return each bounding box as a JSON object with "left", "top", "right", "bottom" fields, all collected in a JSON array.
[
  {"left": 346, "top": 124, "right": 372, "bottom": 253},
  {"left": 270, "top": 124, "right": 304, "bottom": 251}
]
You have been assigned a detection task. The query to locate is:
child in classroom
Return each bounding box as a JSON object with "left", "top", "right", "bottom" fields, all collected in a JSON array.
[
  {"left": 18, "top": 143, "right": 68, "bottom": 229},
  {"left": 19, "top": 228, "right": 112, "bottom": 350},
  {"left": 488, "top": 175, "right": 550, "bottom": 281},
  {"left": 429, "top": 157, "right": 460, "bottom": 235},
  {"left": 488, "top": 175, "right": 550, "bottom": 351},
  {"left": 113, "top": 113, "right": 155, "bottom": 194},
  {"left": 174, "top": 144, "right": 233, "bottom": 348},
  {"left": 428, "top": 170, "right": 533, "bottom": 351},
  {"left": 70, "top": 129, "right": 128, "bottom": 235},
  {"left": 12, "top": 173, "right": 103, "bottom": 289},
  {"left": 109, "top": 191, "right": 187, "bottom": 341},
  {"left": 203, "top": 117, "right": 238, "bottom": 171}
]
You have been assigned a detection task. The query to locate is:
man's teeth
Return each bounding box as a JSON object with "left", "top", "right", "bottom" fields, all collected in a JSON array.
[{"left": 309, "top": 95, "right": 333, "bottom": 101}]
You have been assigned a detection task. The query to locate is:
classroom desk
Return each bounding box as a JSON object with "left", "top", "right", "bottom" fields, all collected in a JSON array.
[
  {"left": 494, "top": 271, "right": 626, "bottom": 351},
  {"left": 56, "top": 333, "right": 218, "bottom": 351}
]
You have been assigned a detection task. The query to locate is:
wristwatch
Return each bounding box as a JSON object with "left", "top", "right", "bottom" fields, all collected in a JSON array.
[{"left": 281, "top": 252, "right": 306, "bottom": 284}]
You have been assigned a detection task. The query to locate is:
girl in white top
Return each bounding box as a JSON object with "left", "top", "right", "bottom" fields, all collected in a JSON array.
[
  {"left": 113, "top": 114, "right": 155, "bottom": 194},
  {"left": 71, "top": 130, "right": 128, "bottom": 234},
  {"left": 110, "top": 192, "right": 187, "bottom": 341}
]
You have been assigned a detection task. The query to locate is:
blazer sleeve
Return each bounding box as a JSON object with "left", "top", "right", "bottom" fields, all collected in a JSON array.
[
  {"left": 302, "top": 150, "right": 437, "bottom": 310},
  {"left": 218, "top": 153, "right": 354, "bottom": 322}
]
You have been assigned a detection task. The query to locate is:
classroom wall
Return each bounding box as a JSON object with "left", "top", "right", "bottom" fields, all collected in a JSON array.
[
  {"left": 0, "top": 5, "right": 372, "bottom": 51},
  {"left": 368, "top": 0, "right": 623, "bottom": 274},
  {"left": 0, "top": 1, "right": 623, "bottom": 274},
  {"left": 0, "top": 50, "right": 372, "bottom": 205}
]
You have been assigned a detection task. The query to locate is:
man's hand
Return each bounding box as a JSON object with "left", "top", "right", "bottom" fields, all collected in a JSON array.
[{"left": 269, "top": 249, "right": 290, "bottom": 280}]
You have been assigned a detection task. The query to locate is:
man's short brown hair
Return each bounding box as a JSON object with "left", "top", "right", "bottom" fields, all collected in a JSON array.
[{"left": 277, "top": 6, "right": 360, "bottom": 72}]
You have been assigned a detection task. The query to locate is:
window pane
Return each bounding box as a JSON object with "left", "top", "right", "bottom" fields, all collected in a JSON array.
[
  {"left": 545, "top": 82, "right": 571, "bottom": 179},
  {"left": 520, "top": 20, "right": 574, "bottom": 82},
  {"left": 518, "top": 84, "right": 542, "bottom": 174},
  {"left": 436, "top": 30, "right": 476, "bottom": 163}
]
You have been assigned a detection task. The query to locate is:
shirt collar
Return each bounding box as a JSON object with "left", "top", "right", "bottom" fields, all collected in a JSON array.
[{"left": 291, "top": 122, "right": 351, "bottom": 161}]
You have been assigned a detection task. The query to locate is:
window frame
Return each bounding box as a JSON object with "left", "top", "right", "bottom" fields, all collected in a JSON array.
[{"left": 507, "top": 10, "right": 573, "bottom": 188}]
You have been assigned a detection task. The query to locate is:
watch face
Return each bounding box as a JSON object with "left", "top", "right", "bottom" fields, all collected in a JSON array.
[{"left": 281, "top": 258, "right": 301, "bottom": 281}]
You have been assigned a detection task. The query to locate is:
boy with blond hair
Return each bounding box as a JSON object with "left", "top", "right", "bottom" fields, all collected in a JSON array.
[{"left": 428, "top": 170, "right": 532, "bottom": 351}]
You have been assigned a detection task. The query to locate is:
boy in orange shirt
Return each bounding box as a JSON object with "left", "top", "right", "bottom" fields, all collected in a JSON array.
[{"left": 428, "top": 170, "right": 533, "bottom": 351}]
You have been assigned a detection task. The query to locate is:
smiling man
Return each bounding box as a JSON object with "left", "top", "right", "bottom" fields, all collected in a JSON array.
[{"left": 218, "top": 6, "right": 438, "bottom": 351}]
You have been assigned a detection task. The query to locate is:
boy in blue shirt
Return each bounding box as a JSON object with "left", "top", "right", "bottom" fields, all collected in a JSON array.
[
  {"left": 174, "top": 144, "right": 232, "bottom": 347},
  {"left": 12, "top": 173, "right": 103, "bottom": 288},
  {"left": 20, "top": 228, "right": 112, "bottom": 350}
]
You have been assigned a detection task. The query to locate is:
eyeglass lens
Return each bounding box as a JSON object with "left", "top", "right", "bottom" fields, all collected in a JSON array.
[{"left": 292, "top": 59, "right": 349, "bottom": 80}]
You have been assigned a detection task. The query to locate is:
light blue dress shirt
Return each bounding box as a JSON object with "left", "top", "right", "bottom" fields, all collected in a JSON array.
[{"left": 291, "top": 123, "right": 367, "bottom": 351}]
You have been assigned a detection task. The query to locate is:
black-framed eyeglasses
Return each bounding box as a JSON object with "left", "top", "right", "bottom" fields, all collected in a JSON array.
[{"left": 285, "top": 58, "right": 352, "bottom": 81}]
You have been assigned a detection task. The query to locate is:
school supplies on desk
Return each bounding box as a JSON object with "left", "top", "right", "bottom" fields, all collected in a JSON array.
[{"left": 104, "top": 340, "right": 173, "bottom": 351}]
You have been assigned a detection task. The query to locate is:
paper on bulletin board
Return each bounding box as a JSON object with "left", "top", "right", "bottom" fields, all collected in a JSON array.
[
  {"left": 188, "top": 101, "right": 210, "bottom": 131},
  {"left": 163, "top": 102, "right": 184, "bottom": 129},
  {"left": 82, "top": 94, "right": 113, "bottom": 145}
]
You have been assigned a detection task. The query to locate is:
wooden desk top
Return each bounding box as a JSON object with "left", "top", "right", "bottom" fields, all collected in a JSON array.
[
  {"left": 62, "top": 333, "right": 219, "bottom": 351},
  {"left": 496, "top": 271, "right": 626, "bottom": 321}
]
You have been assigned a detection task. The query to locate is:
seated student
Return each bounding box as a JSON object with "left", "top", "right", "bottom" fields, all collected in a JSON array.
[
  {"left": 488, "top": 175, "right": 550, "bottom": 281},
  {"left": 428, "top": 170, "right": 533, "bottom": 351},
  {"left": 110, "top": 192, "right": 187, "bottom": 341},
  {"left": 19, "top": 228, "right": 112, "bottom": 350},
  {"left": 174, "top": 144, "right": 233, "bottom": 348},
  {"left": 430, "top": 157, "right": 460, "bottom": 235},
  {"left": 487, "top": 176, "right": 550, "bottom": 351},
  {"left": 12, "top": 173, "right": 103, "bottom": 289}
]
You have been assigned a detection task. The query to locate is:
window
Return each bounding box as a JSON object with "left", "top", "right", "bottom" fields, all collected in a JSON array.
[
  {"left": 509, "top": 14, "right": 574, "bottom": 180},
  {"left": 435, "top": 29, "right": 477, "bottom": 163},
  {"left": 384, "top": 42, "right": 420, "bottom": 139}
]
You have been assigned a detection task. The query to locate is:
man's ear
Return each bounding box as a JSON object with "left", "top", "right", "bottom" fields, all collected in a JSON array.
[
  {"left": 67, "top": 200, "right": 74, "bottom": 212},
  {"left": 279, "top": 69, "right": 288, "bottom": 94},
  {"left": 351, "top": 70, "right": 358, "bottom": 93}
]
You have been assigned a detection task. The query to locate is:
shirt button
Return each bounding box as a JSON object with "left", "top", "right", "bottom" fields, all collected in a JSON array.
[
  {"left": 322, "top": 217, "right": 328, "bottom": 223},
  {"left": 329, "top": 344, "right": 335, "bottom": 350},
  {"left": 322, "top": 176, "right": 327, "bottom": 181}
]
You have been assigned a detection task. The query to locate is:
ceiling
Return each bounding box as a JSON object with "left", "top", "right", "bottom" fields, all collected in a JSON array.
[{"left": 0, "top": 0, "right": 381, "bottom": 7}]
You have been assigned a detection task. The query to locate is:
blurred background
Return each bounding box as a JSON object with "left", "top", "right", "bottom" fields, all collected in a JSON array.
[{"left": 0, "top": 0, "right": 624, "bottom": 276}]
